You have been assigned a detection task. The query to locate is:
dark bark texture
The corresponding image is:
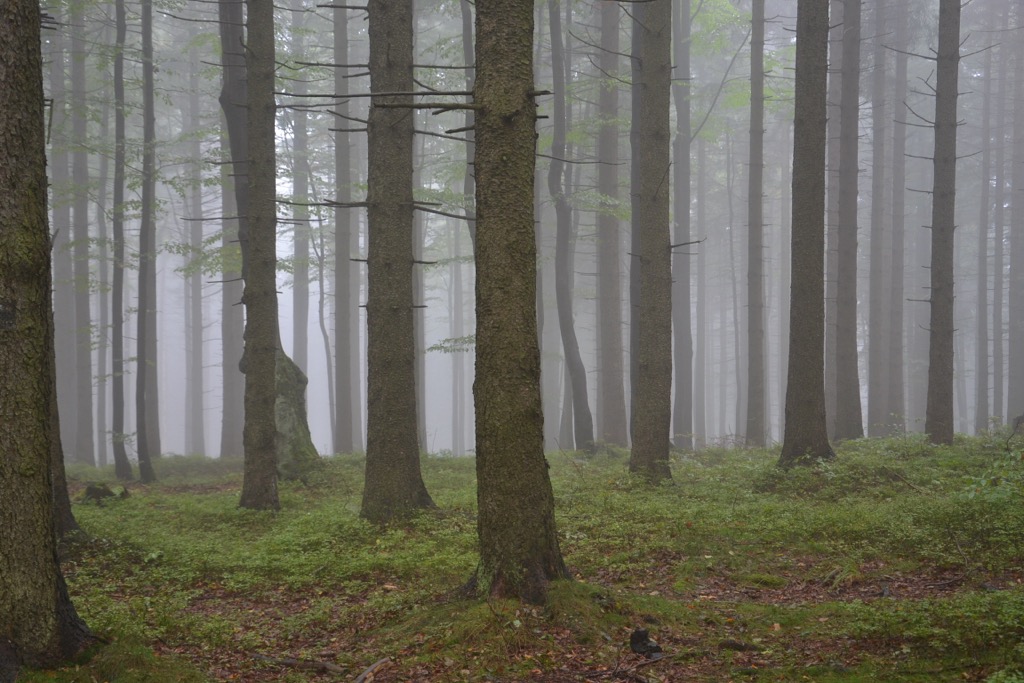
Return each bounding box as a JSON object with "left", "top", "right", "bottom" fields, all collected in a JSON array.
[
  {"left": 361, "top": 0, "right": 435, "bottom": 523},
  {"left": 779, "top": 0, "right": 836, "bottom": 467},
  {"left": 0, "top": 1, "right": 93, "bottom": 675},
  {"left": 473, "top": 0, "right": 569, "bottom": 603}
]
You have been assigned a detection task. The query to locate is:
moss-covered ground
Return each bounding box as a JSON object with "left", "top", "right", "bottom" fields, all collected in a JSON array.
[{"left": 22, "top": 432, "right": 1024, "bottom": 682}]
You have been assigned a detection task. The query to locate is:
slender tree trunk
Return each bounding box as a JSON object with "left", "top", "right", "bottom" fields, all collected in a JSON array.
[
  {"left": 0, "top": 2, "right": 94, "bottom": 672},
  {"left": 867, "top": 0, "right": 891, "bottom": 436},
  {"left": 886, "top": 0, "right": 909, "bottom": 435},
  {"left": 136, "top": 0, "right": 159, "bottom": 482},
  {"left": 291, "top": 0, "right": 310, "bottom": 374},
  {"left": 779, "top": 0, "right": 835, "bottom": 468},
  {"left": 595, "top": 0, "right": 627, "bottom": 448},
  {"left": 924, "top": 0, "right": 960, "bottom": 445},
  {"left": 834, "top": 0, "right": 864, "bottom": 441},
  {"left": 187, "top": 41, "right": 206, "bottom": 456},
  {"left": 975, "top": 42, "right": 993, "bottom": 433},
  {"left": 219, "top": 123, "right": 245, "bottom": 458},
  {"left": 473, "top": 0, "right": 568, "bottom": 603},
  {"left": 629, "top": 0, "right": 673, "bottom": 481},
  {"left": 671, "top": 0, "right": 694, "bottom": 450},
  {"left": 94, "top": 86, "right": 111, "bottom": 469},
  {"left": 992, "top": 8, "right": 1009, "bottom": 425},
  {"left": 745, "top": 0, "right": 766, "bottom": 447},
  {"left": 332, "top": 4, "right": 355, "bottom": 454},
  {"left": 111, "top": 0, "right": 132, "bottom": 479},
  {"left": 824, "top": 0, "right": 843, "bottom": 439},
  {"left": 548, "top": 0, "right": 594, "bottom": 453},
  {"left": 1009, "top": 2, "right": 1024, "bottom": 423},
  {"left": 70, "top": 0, "right": 94, "bottom": 466},
  {"left": 695, "top": 137, "right": 708, "bottom": 449}
]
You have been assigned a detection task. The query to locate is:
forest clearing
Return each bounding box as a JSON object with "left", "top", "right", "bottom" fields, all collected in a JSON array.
[{"left": 31, "top": 435, "right": 1024, "bottom": 682}]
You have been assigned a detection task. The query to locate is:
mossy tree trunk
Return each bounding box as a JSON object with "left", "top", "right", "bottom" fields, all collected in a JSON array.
[
  {"left": 474, "top": 0, "right": 569, "bottom": 604},
  {"left": 779, "top": 0, "right": 836, "bottom": 468},
  {"left": 360, "top": 0, "right": 435, "bottom": 523},
  {"left": 0, "top": 1, "right": 93, "bottom": 675}
]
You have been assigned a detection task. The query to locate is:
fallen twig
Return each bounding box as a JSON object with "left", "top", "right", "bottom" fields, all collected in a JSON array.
[
  {"left": 252, "top": 653, "right": 346, "bottom": 674},
  {"left": 354, "top": 657, "right": 391, "bottom": 683}
]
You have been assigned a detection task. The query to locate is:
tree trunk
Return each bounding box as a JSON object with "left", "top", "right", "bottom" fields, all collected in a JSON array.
[
  {"left": 1008, "top": 2, "right": 1024, "bottom": 423},
  {"left": 473, "top": 0, "right": 568, "bottom": 603},
  {"left": 219, "top": 123, "right": 245, "bottom": 459},
  {"left": 745, "top": 0, "right": 766, "bottom": 447},
  {"left": 834, "top": 0, "right": 864, "bottom": 441},
  {"left": 886, "top": 0, "right": 909, "bottom": 435},
  {"left": 695, "top": 138, "right": 708, "bottom": 449},
  {"left": 595, "top": 0, "right": 627, "bottom": 448},
  {"left": 186, "top": 38, "right": 206, "bottom": 457},
  {"left": 924, "top": 0, "right": 960, "bottom": 445},
  {"left": 992, "top": 6, "right": 1009, "bottom": 425},
  {"left": 238, "top": 0, "right": 282, "bottom": 510},
  {"left": 70, "top": 0, "right": 94, "bottom": 466},
  {"left": 136, "top": 0, "right": 159, "bottom": 482},
  {"left": 867, "top": 0, "right": 890, "bottom": 437},
  {"left": 671, "top": 0, "right": 694, "bottom": 450},
  {"left": 0, "top": 2, "right": 93, "bottom": 673},
  {"left": 332, "top": 3, "right": 355, "bottom": 454},
  {"left": 779, "top": 0, "right": 835, "bottom": 468},
  {"left": 361, "top": 0, "right": 434, "bottom": 522},
  {"left": 290, "top": 0, "right": 309, "bottom": 375},
  {"left": 975, "top": 40, "right": 993, "bottom": 433},
  {"left": 111, "top": 0, "right": 133, "bottom": 479},
  {"left": 629, "top": 0, "right": 673, "bottom": 480},
  {"left": 824, "top": 0, "right": 843, "bottom": 440},
  {"left": 548, "top": 0, "right": 594, "bottom": 454}
]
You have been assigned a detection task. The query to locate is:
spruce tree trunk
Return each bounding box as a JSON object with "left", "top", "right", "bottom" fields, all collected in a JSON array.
[
  {"left": 672, "top": 0, "right": 694, "bottom": 450},
  {"left": 694, "top": 138, "right": 708, "bottom": 448},
  {"left": 1008, "top": 5, "right": 1024, "bottom": 423},
  {"left": 834, "top": 0, "right": 864, "bottom": 441},
  {"left": 474, "top": 0, "right": 568, "bottom": 603},
  {"left": 70, "top": 0, "right": 94, "bottom": 466},
  {"left": 992, "top": 7, "right": 1009, "bottom": 425},
  {"left": 779, "top": 0, "right": 835, "bottom": 468},
  {"left": 745, "top": 0, "right": 766, "bottom": 447},
  {"left": 924, "top": 0, "right": 961, "bottom": 445},
  {"left": 886, "top": 0, "right": 909, "bottom": 435},
  {"left": 0, "top": 1, "right": 93, "bottom": 673},
  {"left": 629, "top": 0, "right": 673, "bottom": 480},
  {"left": 595, "top": 0, "right": 627, "bottom": 448},
  {"left": 867, "top": 0, "right": 891, "bottom": 437},
  {"left": 824, "top": 0, "right": 842, "bottom": 439},
  {"left": 361, "top": 0, "right": 434, "bottom": 522}
]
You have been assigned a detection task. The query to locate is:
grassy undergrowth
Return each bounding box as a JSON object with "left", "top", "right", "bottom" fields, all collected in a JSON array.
[{"left": 24, "top": 433, "right": 1024, "bottom": 681}]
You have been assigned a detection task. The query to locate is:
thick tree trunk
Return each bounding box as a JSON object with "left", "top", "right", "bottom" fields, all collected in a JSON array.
[
  {"left": 361, "top": 0, "right": 434, "bottom": 522},
  {"left": 779, "top": 0, "right": 835, "bottom": 468},
  {"left": 924, "top": 0, "right": 960, "bottom": 445},
  {"left": 473, "top": 0, "right": 568, "bottom": 603},
  {"left": 0, "top": 2, "right": 93, "bottom": 674},
  {"left": 745, "top": 0, "right": 765, "bottom": 447}
]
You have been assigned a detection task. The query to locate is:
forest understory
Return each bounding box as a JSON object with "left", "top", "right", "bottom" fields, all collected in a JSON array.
[{"left": 27, "top": 433, "right": 1024, "bottom": 683}]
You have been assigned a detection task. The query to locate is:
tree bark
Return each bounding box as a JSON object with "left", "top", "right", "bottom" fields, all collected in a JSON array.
[
  {"left": 834, "top": 0, "right": 864, "bottom": 441},
  {"left": 629, "top": 0, "right": 673, "bottom": 481},
  {"left": 779, "top": 0, "right": 836, "bottom": 468},
  {"left": 361, "top": 0, "right": 434, "bottom": 523},
  {"left": 186, "top": 37, "right": 206, "bottom": 456},
  {"left": 0, "top": 1, "right": 93, "bottom": 673},
  {"left": 975, "top": 39, "right": 993, "bottom": 433},
  {"left": 672, "top": 0, "right": 694, "bottom": 450},
  {"left": 924, "top": 0, "right": 960, "bottom": 445},
  {"left": 745, "top": 0, "right": 766, "bottom": 447},
  {"left": 1008, "top": 0, "right": 1024, "bottom": 423},
  {"left": 473, "top": 0, "right": 568, "bottom": 603}
]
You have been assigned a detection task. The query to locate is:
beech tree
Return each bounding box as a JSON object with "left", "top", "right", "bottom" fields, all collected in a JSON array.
[{"left": 0, "top": 1, "right": 93, "bottom": 676}]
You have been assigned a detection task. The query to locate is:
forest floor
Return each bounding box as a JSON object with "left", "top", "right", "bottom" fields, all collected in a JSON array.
[{"left": 24, "top": 432, "right": 1024, "bottom": 682}]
